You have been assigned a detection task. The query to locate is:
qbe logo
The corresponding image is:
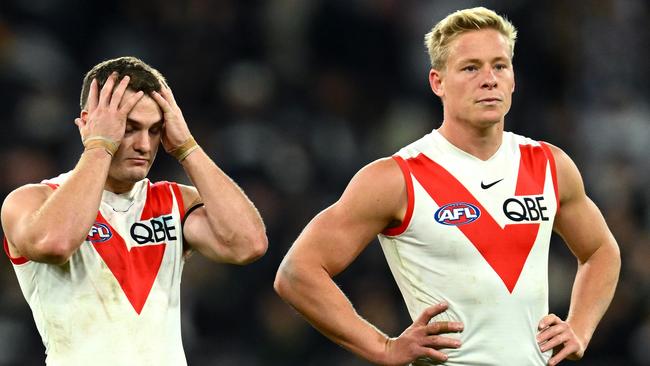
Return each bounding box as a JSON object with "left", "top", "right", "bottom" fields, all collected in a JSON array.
[
  {"left": 434, "top": 202, "right": 481, "bottom": 226},
  {"left": 87, "top": 223, "right": 112, "bottom": 243}
]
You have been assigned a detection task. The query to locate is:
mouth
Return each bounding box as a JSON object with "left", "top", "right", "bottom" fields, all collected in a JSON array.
[
  {"left": 476, "top": 97, "right": 502, "bottom": 106},
  {"left": 127, "top": 158, "right": 149, "bottom": 165}
]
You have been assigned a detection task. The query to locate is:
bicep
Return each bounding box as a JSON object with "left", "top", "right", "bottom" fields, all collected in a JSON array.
[
  {"left": 554, "top": 194, "right": 614, "bottom": 263},
  {"left": 175, "top": 184, "right": 207, "bottom": 254},
  {"left": 550, "top": 145, "right": 615, "bottom": 262},
  {"left": 286, "top": 158, "right": 406, "bottom": 276},
  {"left": 1, "top": 185, "right": 52, "bottom": 255}
]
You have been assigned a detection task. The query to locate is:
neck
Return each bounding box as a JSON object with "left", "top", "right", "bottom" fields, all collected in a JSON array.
[
  {"left": 105, "top": 176, "right": 137, "bottom": 194},
  {"left": 437, "top": 117, "right": 504, "bottom": 161}
]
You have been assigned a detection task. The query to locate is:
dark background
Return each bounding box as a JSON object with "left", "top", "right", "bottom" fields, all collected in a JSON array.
[{"left": 0, "top": 0, "right": 648, "bottom": 365}]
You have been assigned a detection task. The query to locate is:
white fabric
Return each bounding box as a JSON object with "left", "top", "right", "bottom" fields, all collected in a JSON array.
[
  {"left": 379, "top": 130, "right": 557, "bottom": 365},
  {"left": 10, "top": 173, "right": 187, "bottom": 366}
]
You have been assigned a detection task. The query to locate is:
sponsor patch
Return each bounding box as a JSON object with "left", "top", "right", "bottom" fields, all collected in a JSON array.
[
  {"left": 434, "top": 202, "right": 481, "bottom": 226},
  {"left": 87, "top": 223, "right": 112, "bottom": 243}
]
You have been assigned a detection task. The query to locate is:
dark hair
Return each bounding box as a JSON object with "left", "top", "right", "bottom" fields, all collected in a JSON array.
[{"left": 79, "top": 56, "right": 167, "bottom": 110}]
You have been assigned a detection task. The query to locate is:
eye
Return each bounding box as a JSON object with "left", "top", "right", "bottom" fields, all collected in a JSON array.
[
  {"left": 495, "top": 63, "right": 508, "bottom": 70},
  {"left": 462, "top": 65, "right": 478, "bottom": 72},
  {"left": 149, "top": 127, "right": 161, "bottom": 135}
]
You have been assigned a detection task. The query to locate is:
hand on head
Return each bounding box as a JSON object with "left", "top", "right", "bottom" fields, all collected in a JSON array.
[{"left": 75, "top": 72, "right": 144, "bottom": 150}]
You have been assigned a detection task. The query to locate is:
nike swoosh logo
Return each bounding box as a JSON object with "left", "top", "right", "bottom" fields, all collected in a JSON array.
[{"left": 481, "top": 178, "right": 504, "bottom": 189}]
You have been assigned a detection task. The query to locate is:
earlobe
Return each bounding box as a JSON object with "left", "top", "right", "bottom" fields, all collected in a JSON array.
[{"left": 429, "top": 69, "right": 444, "bottom": 97}]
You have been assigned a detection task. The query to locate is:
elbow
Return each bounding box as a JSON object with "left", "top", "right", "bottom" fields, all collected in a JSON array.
[
  {"left": 231, "top": 231, "right": 268, "bottom": 265},
  {"left": 32, "top": 235, "right": 77, "bottom": 265},
  {"left": 274, "top": 258, "right": 298, "bottom": 301}
]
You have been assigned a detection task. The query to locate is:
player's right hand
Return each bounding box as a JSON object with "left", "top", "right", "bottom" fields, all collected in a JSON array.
[
  {"left": 75, "top": 72, "right": 144, "bottom": 144},
  {"left": 381, "top": 303, "right": 463, "bottom": 366}
]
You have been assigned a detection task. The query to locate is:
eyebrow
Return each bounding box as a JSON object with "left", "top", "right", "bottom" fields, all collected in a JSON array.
[
  {"left": 126, "top": 118, "right": 164, "bottom": 128},
  {"left": 459, "top": 56, "right": 510, "bottom": 65}
]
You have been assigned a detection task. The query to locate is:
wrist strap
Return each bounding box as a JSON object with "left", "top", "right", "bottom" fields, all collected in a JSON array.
[
  {"left": 169, "top": 137, "right": 199, "bottom": 162},
  {"left": 83, "top": 136, "right": 119, "bottom": 156}
]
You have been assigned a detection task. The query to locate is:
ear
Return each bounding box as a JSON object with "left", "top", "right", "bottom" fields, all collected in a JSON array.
[{"left": 429, "top": 68, "right": 445, "bottom": 98}]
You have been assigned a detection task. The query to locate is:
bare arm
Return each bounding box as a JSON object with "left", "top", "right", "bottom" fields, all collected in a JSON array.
[
  {"left": 151, "top": 87, "right": 267, "bottom": 265},
  {"left": 537, "top": 144, "right": 620, "bottom": 365},
  {"left": 1, "top": 74, "right": 143, "bottom": 264},
  {"left": 275, "top": 158, "right": 462, "bottom": 365}
]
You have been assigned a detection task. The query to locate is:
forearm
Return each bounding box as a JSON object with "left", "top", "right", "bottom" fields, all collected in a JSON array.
[
  {"left": 275, "top": 260, "right": 390, "bottom": 364},
  {"left": 566, "top": 239, "right": 620, "bottom": 346},
  {"left": 180, "top": 148, "right": 266, "bottom": 256},
  {"left": 27, "top": 149, "right": 111, "bottom": 260}
]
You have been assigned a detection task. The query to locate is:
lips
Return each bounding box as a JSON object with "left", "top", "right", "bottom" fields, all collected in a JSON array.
[
  {"left": 127, "top": 158, "right": 149, "bottom": 164},
  {"left": 477, "top": 97, "right": 502, "bottom": 103}
]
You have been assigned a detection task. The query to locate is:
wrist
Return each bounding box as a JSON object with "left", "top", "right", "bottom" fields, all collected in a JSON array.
[
  {"left": 83, "top": 136, "right": 119, "bottom": 156},
  {"left": 168, "top": 136, "right": 200, "bottom": 162}
]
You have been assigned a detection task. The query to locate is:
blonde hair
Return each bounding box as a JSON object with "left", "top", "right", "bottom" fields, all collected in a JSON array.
[{"left": 424, "top": 7, "right": 517, "bottom": 70}]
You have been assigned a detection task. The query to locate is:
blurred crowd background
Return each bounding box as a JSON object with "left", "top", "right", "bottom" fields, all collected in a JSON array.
[{"left": 0, "top": 0, "right": 648, "bottom": 365}]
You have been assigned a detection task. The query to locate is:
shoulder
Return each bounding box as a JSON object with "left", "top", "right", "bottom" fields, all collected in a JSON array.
[
  {"left": 343, "top": 157, "right": 404, "bottom": 198},
  {"left": 2, "top": 184, "right": 54, "bottom": 210},
  {"left": 1, "top": 184, "right": 54, "bottom": 227},
  {"left": 334, "top": 157, "right": 406, "bottom": 222}
]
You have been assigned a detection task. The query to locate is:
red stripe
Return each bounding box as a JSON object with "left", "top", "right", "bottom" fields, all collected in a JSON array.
[
  {"left": 406, "top": 149, "right": 547, "bottom": 293},
  {"left": 93, "top": 213, "right": 165, "bottom": 314},
  {"left": 3, "top": 237, "right": 29, "bottom": 265},
  {"left": 515, "top": 144, "right": 548, "bottom": 196},
  {"left": 539, "top": 142, "right": 560, "bottom": 214},
  {"left": 141, "top": 181, "right": 174, "bottom": 220},
  {"left": 170, "top": 183, "right": 185, "bottom": 222},
  {"left": 383, "top": 156, "right": 415, "bottom": 236}
]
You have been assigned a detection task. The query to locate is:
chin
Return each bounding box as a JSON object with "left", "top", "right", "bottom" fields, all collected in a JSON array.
[{"left": 114, "top": 168, "right": 150, "bottom": 183}]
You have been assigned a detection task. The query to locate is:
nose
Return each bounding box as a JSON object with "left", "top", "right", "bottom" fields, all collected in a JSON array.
[
  {"left": 133, "top": 131, "right": 151, "bottom": 153},
  {"left": 481, "top": 68, "right": 498, "bottom": 89}
]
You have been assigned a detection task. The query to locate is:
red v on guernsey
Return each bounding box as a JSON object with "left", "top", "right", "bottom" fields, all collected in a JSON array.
[{"left": 406, "top": 145, "right": 549, "bottom": 293}]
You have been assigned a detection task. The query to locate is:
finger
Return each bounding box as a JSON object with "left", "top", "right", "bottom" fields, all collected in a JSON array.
[
  {"left": 99, "top": 72, "right": 119, "bottom": 107},
  {"left": 426, "top": 321, "right": 464, "bottom": 335},
  {"left": 537, "top": 323, "right": 567, "bottom": 344},
  {"left": 415, "top": 303, "right": 448, "bottom": 326},
  {"left": 86, "top": 78, "right": 99, "bottom": 112},
  {"left": 118, "top": 90, "right": 145, "bottom": 116},
  {"left": 422, "top": 335, "right": 461, "bottom": 349},
  {"left": 151, "top": 90, "right": 173, "bottom": 114},
  {"left": 547, "top": 343, "right": 577, "bottom": 366},
  {"left": 538, "top": 314, "right": 560, "bottom": 330},
  {"left": 539, "top": 332, "right": 569, "bottom": 352},
  {"left": 420, "top": 346, "right": 450, "bottom": 362},
  {"left": 160, "top": 85, "right": 177, "bottom": 106},
  {"left": 109, "top": 75, "right": 131, "bottom": 110}
]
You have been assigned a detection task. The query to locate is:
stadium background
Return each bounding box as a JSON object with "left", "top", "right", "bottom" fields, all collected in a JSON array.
[{"left": 0, "top": 0, "right": 648, "bottom": 364}]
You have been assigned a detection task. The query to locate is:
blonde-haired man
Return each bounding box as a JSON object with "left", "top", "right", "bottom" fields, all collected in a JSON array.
[{"left": 275, "top": 7, "right": 619, "bottom": 366}]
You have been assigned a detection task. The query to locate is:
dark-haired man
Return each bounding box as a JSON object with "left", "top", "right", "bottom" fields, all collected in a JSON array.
[{"left": 2, "top": 56, "right": 267, "bottom": 365}]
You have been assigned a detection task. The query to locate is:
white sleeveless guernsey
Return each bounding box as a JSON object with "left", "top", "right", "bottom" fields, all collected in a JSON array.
[
  {"left": 4, "top": 173, "right": 188, "bottom": 366},
  {"left": 378, "top": 130, "right": 559, "bottom": 366}
]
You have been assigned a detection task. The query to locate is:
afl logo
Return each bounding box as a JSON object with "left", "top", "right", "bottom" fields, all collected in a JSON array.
[
  {"left": 434, "top": 202, "right": 481, "bottom": 226},
  {"left": 87, "top": 223, "right": 112, "bottom": 243}
]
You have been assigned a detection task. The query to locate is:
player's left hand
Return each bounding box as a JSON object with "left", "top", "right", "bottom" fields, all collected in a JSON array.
[
  {"left": 150, "top": 86, "right": 193, "bottom": 152},
  {"left": 537, "top": 314, "right": 585, "bottom": 366}
]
